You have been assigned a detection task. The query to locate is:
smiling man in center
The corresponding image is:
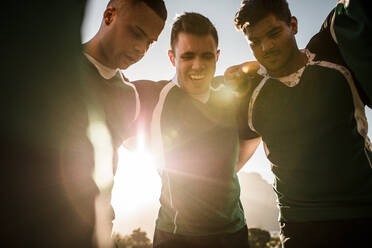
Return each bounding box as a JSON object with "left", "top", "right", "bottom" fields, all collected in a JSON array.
[
  {"left": 167, "top": 19, "right": 219, "bottom": 98},
  {"left": 134, "top": 12, "right": 258, "bottom": 248}
]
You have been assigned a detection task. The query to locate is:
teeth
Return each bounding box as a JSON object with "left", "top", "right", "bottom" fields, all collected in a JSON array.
[{"left": 190, "top": 75, "right": 205, "bottom": 80}]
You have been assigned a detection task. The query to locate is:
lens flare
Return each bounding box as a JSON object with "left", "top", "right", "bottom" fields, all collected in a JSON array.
[
  {"left": 112, "top": 132, "right": 161, "bottom": 216},
  {"left": 87, "top": 121, "right": 114, "bottom": 191}
]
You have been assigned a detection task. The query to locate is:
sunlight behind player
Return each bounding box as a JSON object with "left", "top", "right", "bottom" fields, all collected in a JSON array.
[{"left": 111, "top": 134, "right": 161, "bottom": 215}]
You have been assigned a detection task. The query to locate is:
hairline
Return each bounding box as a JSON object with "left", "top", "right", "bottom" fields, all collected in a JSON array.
[
  {"left": 108, "top": 0, "right": 166, "bottom": 20},
  {"left": 171, "top": 32, "right": 218, "bottom": 54},
  {"left": 243, "top": 13, "right": 290, "bottom": 36},
  {"left": 235, "top": 0, "right": 292, "bottom": 31}
]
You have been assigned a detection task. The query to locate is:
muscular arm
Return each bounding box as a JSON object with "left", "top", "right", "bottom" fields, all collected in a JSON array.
[{"left": 237, "top": 136, "right": 262, "bottom": 172}]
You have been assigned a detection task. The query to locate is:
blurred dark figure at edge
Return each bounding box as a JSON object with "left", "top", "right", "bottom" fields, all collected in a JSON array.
[
  {"left": 307, "top": 0, "right": 372, "bottom": 107},
  {"left": 0, "top": 1, "right": 96, "bottom": 247}
]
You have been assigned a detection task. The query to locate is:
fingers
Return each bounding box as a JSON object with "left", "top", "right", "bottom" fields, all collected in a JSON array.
[
  {"left": 241, "top": 61, "right": 260, "bottom": 76},
  {"left": 224, "top": 61, "right": 260, "bottom": 90},
  {"left": 224, "top": 64, "right": 243, "bottom": 82}
]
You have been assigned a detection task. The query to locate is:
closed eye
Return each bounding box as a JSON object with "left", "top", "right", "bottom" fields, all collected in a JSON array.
[
  {"left": 131, "top": 28, "right": 142, "bottom": 39},
  {"left": 202, "top": 53, "right": 215, "bottom": 60},
  {"left": 181, "top": 53, "right": 195, "bottom": 60},
  {"left": 267, "top": 26, "right": 282, "bottom": 39},
  {"left": 269, "top": 31, "right": 281, "bottom": 39}
]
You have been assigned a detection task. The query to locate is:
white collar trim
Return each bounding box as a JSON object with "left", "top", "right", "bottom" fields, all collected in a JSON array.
[{"left": 84, "top": 53, "right": 122, "bottom": 80}]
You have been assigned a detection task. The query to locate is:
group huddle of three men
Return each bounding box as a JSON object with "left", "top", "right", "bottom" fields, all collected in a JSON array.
[{"left": 4, "top": 0, "right": 372, "bottom": 247}]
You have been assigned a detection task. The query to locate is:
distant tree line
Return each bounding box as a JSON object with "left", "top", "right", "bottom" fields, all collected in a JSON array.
[
  {"left": 113, "top": 227, "right": 281, "bottom": 248},
  {"left": 113, "top": 228, "right": 152, "bottom": 248},
  {"left": 248, "top": 228, "right": 281, "bottom": 248}
]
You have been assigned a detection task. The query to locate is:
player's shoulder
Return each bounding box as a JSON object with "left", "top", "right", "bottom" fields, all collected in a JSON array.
[
  {"left": 132, "top": 79, "right": 171, "bottom": 103},
  {"left": 132, "top": 79, "right": 169, "bottom": 90}
]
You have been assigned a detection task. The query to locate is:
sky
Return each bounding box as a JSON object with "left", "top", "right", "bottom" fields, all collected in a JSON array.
[{"left": 82, "top": 0, "right": 372, "bottom": 237}]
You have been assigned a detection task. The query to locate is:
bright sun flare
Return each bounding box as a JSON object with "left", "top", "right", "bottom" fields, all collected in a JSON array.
[{"left": 111, "top": 146, "right": 162, "bottom": 215}]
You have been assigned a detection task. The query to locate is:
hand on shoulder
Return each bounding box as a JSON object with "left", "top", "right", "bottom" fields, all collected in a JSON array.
[{"left": 224, "top": 61, "right": 260, "bottom": 90}]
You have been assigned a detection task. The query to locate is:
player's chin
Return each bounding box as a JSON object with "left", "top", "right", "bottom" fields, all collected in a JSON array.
[
  {"left": 191, "top": 79, "right": 207, "bottom": 87},
  {"left": 118, "top": 56, "right": 139, "bottom": 70},
  {"left": 195, "top": 85, "right": 210, "bottom": 94},
  {"left": 119, "top": 64, "right": 129, "bottom": 70},
  {"left": 260, "top": 62, "right": 277, "bottom": 73},
  {"left": 117, "top": 60, "right": 130, "bottom": 70}
]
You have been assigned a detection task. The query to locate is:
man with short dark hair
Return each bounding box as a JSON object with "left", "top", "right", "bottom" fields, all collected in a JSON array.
[
  {"left": 134, "top": 12, "right": 254, "bottom": 248},
  {"left": 61, "top": 0, "right": 167, "bottom": 246},
  {"left": 84, "top": 0, "right": 167, "bottom": 70},
  {"left": 230, "top": 0, "right": 372, "bottom": 247}
]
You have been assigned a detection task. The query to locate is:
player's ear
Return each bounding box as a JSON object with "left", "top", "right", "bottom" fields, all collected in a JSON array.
[
  {"left": 168, "top": 50, "right": 176, "bottom": 67},
  {"left": 216, "top": 49, "right": 221, "bottom": 62},
  {"left": 103, "top": 6, "right": 116, "bottom": 26},
  {"left": 290, "top": 16, "right": 298, "bottom": 35}
]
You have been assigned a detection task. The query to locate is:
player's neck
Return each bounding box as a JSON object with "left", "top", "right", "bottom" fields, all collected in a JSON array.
[
  {"left": 268, "top": 49, "right": 307, "bottom": 78},
  {"left": 83, "top": 38, "right": 116, "bottom": 70}
]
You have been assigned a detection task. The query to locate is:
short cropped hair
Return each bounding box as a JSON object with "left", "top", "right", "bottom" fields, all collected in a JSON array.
[
  {"left": 234, "top": 0, "right": 291, "bottom": 31},
  {"left": 108, "top": 0, "right": 167, "bottom": 21},
  {"left": 170, "top": 12, "right": 218, "bottom": 51}
]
